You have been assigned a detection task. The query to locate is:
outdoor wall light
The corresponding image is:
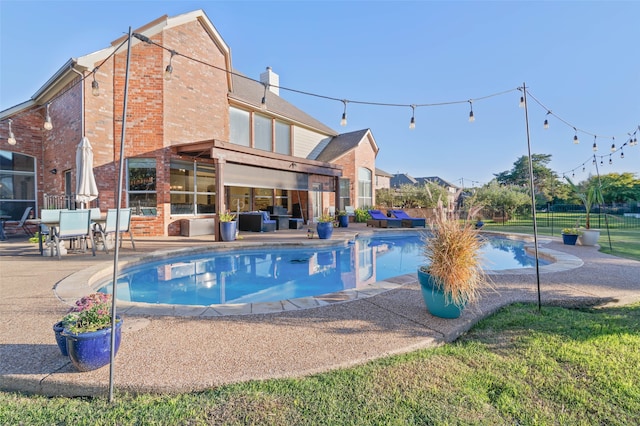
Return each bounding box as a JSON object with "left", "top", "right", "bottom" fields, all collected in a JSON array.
[
  {"left": 50, "top": 168, "right": 57, "bottom": 174},
  {"left": 43, "top": 103, "right": 53, "bottom": 130},
  {"left": 7, "top": 119, "right": 16, "bottom": 145}
]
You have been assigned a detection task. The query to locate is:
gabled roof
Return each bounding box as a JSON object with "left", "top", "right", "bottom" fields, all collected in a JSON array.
[
  {"left": 390, "top": 173, "right": 418, "bottom": 186},
  {"left": 375, "top": 168, "right": 393, "bottom": 177},
  {"left": 315, "top": 129, "right": 378, "bottom": 162},
  {"left": 229, "top": 73, "right": 337, "bottom": 136},
  {"left": 416, "top": 176, "right": 458, "bottom": 189}
]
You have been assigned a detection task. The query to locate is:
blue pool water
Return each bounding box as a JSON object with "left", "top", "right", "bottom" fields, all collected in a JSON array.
[{"left": 99, "top": 233, "right": 548, "bottom": 306}]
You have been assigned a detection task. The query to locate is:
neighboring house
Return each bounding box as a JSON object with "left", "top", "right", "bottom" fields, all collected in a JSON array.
[
  {"left": 0, "top": 10, "right": 378, "bottom": 237},
  {"left": 374, "top": 168, "right": 392, "bottom": 190},
  {"left": 390, "top": 173, "right": 460, "bottom": 210}
]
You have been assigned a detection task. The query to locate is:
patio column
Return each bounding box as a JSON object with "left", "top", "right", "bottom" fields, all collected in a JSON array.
[{"left": 214, "top": 157, "right": 226, "bottom": 242}]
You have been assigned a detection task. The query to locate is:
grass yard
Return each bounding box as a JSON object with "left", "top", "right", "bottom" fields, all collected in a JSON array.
[
  {"left": 484, "top": 223, "right": 640, "bottom": 261},
  {"left": 2, "top": 303, "right": 639, "bottom": 425}
]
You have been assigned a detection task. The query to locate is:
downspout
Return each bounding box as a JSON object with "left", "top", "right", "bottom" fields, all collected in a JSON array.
[{"left": 70, "top": 65, "right": 85, "bottom": 135}]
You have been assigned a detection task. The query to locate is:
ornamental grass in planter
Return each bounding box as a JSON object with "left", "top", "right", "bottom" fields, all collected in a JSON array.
[{"left": 418, "top": 203, "right": 488, "bottom": 318}]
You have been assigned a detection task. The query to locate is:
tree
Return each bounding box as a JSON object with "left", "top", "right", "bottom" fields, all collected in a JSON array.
[
  {"left": 597, "top": 173, "right": 640, "bottom": 204},
  {"left": 494, "top": 154, "right": 562, "bottom": 203},
  {"left": 473, "top": 181, "right": 531, "bottom": 219}
]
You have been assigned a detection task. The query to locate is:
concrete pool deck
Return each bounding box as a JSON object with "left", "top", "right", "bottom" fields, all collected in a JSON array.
[{"left": 1, "top": 224, "right": 639, "bottom": 397}]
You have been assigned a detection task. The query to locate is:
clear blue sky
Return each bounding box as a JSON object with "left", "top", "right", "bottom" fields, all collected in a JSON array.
[{"left": 1, "top": 1, "right": 638, "bottom": 187}]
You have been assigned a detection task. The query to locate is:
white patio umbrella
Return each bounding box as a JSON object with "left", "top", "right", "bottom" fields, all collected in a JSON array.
[{"left": 75, "top": 137, "right": 99, "bottom": 207}]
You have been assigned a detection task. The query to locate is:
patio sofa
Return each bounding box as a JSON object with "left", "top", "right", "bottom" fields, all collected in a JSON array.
[{"left": 238, "top": 211, "right": 277, "bottom": 232}]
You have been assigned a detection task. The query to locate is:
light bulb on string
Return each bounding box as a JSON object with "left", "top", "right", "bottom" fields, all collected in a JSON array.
[
  {"left": 600, "top": 159, "right": 604, "bottom": 165},
  {"left": 7, "top": 119, "right": 17, "bottom": 145},
  {"left": 621, "top": 150, "right": 624, "bottom": 159},
  {"left": 609, "top": 155, "right": 612, "bottom": 165},
  {"left": 91, "top": 70, "right": 100, "bottom": 97},
  {"left": 592, "top": 136, "right": 597, "bottom": 152},
  {"left": 611, "top": 137, "right": 616, "bottom": 152},
  {"left": 409, "top": 105, "right": 416, "bottom": 130},
  {"left": 573, "top": 127, "right": 579, "bottom": 144},
  {"left": 543, "top": 111, "right": 551, "bottom": 129},
  {"left": 519, "top": 95, "right": 525, "bottom": 108},
  {"left": 592, "top": 158, "right": 596, "bottom": 165},
  {"left": 468, "top": 100, "right": 474, "bottom": 123},
  {"left": 43, "top": 103, "right": 53, "bottom": 130},
  {"left": 572, "top": 172, "right": 575, "bottom": 178},
  {"left": 260, "top": 83, "right": 268, "bottom": 110},
  {"left": 582, "top": 166, "right": 585, "bottom": 172},
  {"left": 164, "top": 50, "right": 176, "bottom": 81},
  {"left": 340, "top": 100, "right": 348, "bottom": 127}
]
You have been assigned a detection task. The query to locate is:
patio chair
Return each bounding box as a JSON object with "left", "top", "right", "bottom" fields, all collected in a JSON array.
[
  {"left": 50, "top": 210, "right": 96, "bottom": 260},
  {"left": 366, "top": 210, "right": 402, "bottom": 228},
  {"left": 93, "top": 208, "right": 136, "bottom": 254},
  {"left": 388, "top": 209, "right": 426, "bottom": 228},
  {"left": 3, "top": 206, "right": 35, "bottom": 237}
]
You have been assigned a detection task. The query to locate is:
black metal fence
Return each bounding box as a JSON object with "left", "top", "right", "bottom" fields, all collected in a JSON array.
[{"left": 484, "top": 204, "right": 640, "bottom": 231}]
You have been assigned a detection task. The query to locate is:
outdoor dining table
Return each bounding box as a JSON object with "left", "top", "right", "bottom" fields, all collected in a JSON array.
[{"left": 31, "top": 213, "right": 106, "bottom": 255}]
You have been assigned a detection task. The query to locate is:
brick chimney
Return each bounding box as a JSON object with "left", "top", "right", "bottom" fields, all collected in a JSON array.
[{"left": 260, "top": 67, "right": 279, "bottom": 96}]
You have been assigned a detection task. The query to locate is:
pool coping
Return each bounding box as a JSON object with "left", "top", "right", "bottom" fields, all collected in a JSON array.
[{"left": 54, "top": 230, "right": 583, "bottom": 317}]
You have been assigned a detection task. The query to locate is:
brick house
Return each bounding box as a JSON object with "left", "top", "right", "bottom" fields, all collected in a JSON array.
[{"left": 0, "top": 10, "right": 378, "bottom": 237}]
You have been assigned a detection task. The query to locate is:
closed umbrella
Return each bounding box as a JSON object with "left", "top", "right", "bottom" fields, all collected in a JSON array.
[{"left": 76, "top": 137, "right": 99, "bottom": 207}]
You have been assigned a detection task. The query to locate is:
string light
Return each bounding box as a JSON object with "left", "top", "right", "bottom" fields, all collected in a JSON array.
[
  {"left": 468, "top": 100, "right": 474, "bottom": 122},
  {"left": 573, "top": 127, "right": 579, "bottom": 144},
  {"left": 340, "top": 100, "right": 348, "bottom": 126},
  {"left": 582, "top": 166, "right": 585, "bottom": 172},
  {"left": 519, "top": 95, "right": 525, "bottom": 108},
  {"left": 260, "top": 83, "right": 268, "bottom": 110},
  {"left": 7, "top": 119, "right": 16, "bottom": 145},
  {"left": 43, "top": 103, "right": 53, "bottom": 130},
  {"left": 592, "top": 136, "right": 597, "bottom": 151},
  {"left": 91, "top": 70, "right": 100, "bottom": 97},
  {"left": 409, "top": 105, "right": 416, "bottom": 129},
  {"left": 621, "top": 150, "right": 624, "bottom": 159},
  {"left": 164, "top": 50, "right": 176, "bottom": 81},
  {"left": 608, "top": 155, "right": 612, "bottom": 165},
  {"left": 543, "top": 111, "right": 551, "bottom": 129},
  {"left": 610, "top": 137, "right": 616, "bottom": 152}
]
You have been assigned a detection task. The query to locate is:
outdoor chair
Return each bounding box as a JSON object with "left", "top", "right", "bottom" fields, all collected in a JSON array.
[
  {"left": 238, "top": 211, "right": 277, "bottom": 232},
  {"left": 366, "top": 210, "right": 402, "bottom": 228},
  {"left": 388, "top": 209, "right": 426, "bottom": 228},
  {"left": 50, "top": 210, "right": 96, "bottom": 260},
  {"left": 4, "top": 206, "right": 35, "bottom": 237},
  {"left": 93, "top": 208, "right": 136, "bottom": 254}
]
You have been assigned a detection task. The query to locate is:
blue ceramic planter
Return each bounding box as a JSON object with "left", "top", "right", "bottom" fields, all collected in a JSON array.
[
  {"left": 62, "top": 317, "right": 123, "bottom": 372},
  {"left": 417, "top": 269, "right": 465, "bottom": 319},
  {"left": 220, "top": 221, "right": 237, "bottom": 241},
  {"left": 53, "top": 321, "right": 68, "bottom": 356},
  {"left": 338, "top": 215, "right": 349, "bottom": 228},
  {"left": 316, "top": 222, "right": 333, "bottom": 239},
  {"left": 561, "top": 233, "right": 579, "bottom": 245}
]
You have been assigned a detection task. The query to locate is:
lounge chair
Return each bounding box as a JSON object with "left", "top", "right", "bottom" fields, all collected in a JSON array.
[
  {"left": 366, "top": 210, "right": 402, "bottom": 228},
  {"left": 388, "top": 209, "right": 426, "bottom": 228},
  {"left": 3, "top": 206, "right": 35, "bottom": 237}
]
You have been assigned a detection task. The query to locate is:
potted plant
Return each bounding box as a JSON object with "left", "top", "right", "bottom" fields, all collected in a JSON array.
[
  {"left": 561, "top": 227, "right": 581, "bottom": 245},
  {"left": 218, "top": 211, "right": 237, "bottom": 242},
  {"left": 58, "top": 293, "right": 123, "bottom": 371},
  {"left": 316, "top": 215, "right": 335, "bottom": 239},
  {"left": 565, "top": 177, "right": 605, "bottom": 246},
  {"left": 418, "top": 204, "right": 487, "bottom": 318},
  {"left": 337, "top": 210, "right": 349, "bottom": 228}
]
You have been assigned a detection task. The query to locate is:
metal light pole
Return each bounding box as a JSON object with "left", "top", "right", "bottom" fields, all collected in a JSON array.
[
  {"left": 521, "top": 83, "right": 542, "bottom": 312},
  {"left": 109, "top": 26, "right": 133, "bottom": 403}
]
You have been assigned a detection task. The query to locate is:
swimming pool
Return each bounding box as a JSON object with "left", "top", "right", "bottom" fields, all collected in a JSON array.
[{"left": 98, "top": 233, "right": 547, "bottom": 306}]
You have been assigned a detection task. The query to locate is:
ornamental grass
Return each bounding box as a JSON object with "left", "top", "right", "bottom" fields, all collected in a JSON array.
[{"left": 422, "top": 203, "right": 487, "bottom": 307}]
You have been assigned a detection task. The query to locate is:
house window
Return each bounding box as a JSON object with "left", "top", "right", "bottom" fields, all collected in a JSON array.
[
  {"left": 275, "top": 120, "right": 291, "bottom": 155},
  {"left": 229, "top": 107, "right": 250, "bottom": 147},
  {"left": 170, "top": 160, "right": 216, "bottom": 215},
  {"left": 127, "top": 158, "right": 157, "bottom": 213},
  {"left": 357, "top": 167, "right": 372, "bottom": 208},
  {"left": 339, "top": 178, "right": 351, "bottom": 211},
  {"left": 254, "top": 113, "right": 272, "bottom": 151},
  {"left": 275, "top": 189, "right": 289, "bottom": 208},
  {"left": 0, "top": 150, "right": 36, "bottom": 220}
]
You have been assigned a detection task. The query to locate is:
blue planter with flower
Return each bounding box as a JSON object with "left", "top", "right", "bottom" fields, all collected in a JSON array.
[
  {"left": 316, "top": 221, "right": 333, "bottom": 239},
  {"left": 53, "top": 321, "right": 68, "bottom": 356},
  {"left": 62, "top": 316, "right": 122, "bottom": 372}
]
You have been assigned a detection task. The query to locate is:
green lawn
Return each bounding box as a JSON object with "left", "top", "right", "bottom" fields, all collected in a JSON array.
[
  {"left": 484, "top": 223, "right": 640, "bottom": 261},
  {"left": 2, "top": 303, "right": 639, "bottom": 425}
]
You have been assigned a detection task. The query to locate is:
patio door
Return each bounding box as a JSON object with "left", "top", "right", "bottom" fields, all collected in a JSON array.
[{"left": 311, "top": 183, "right": 322, "bottom": 221}]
